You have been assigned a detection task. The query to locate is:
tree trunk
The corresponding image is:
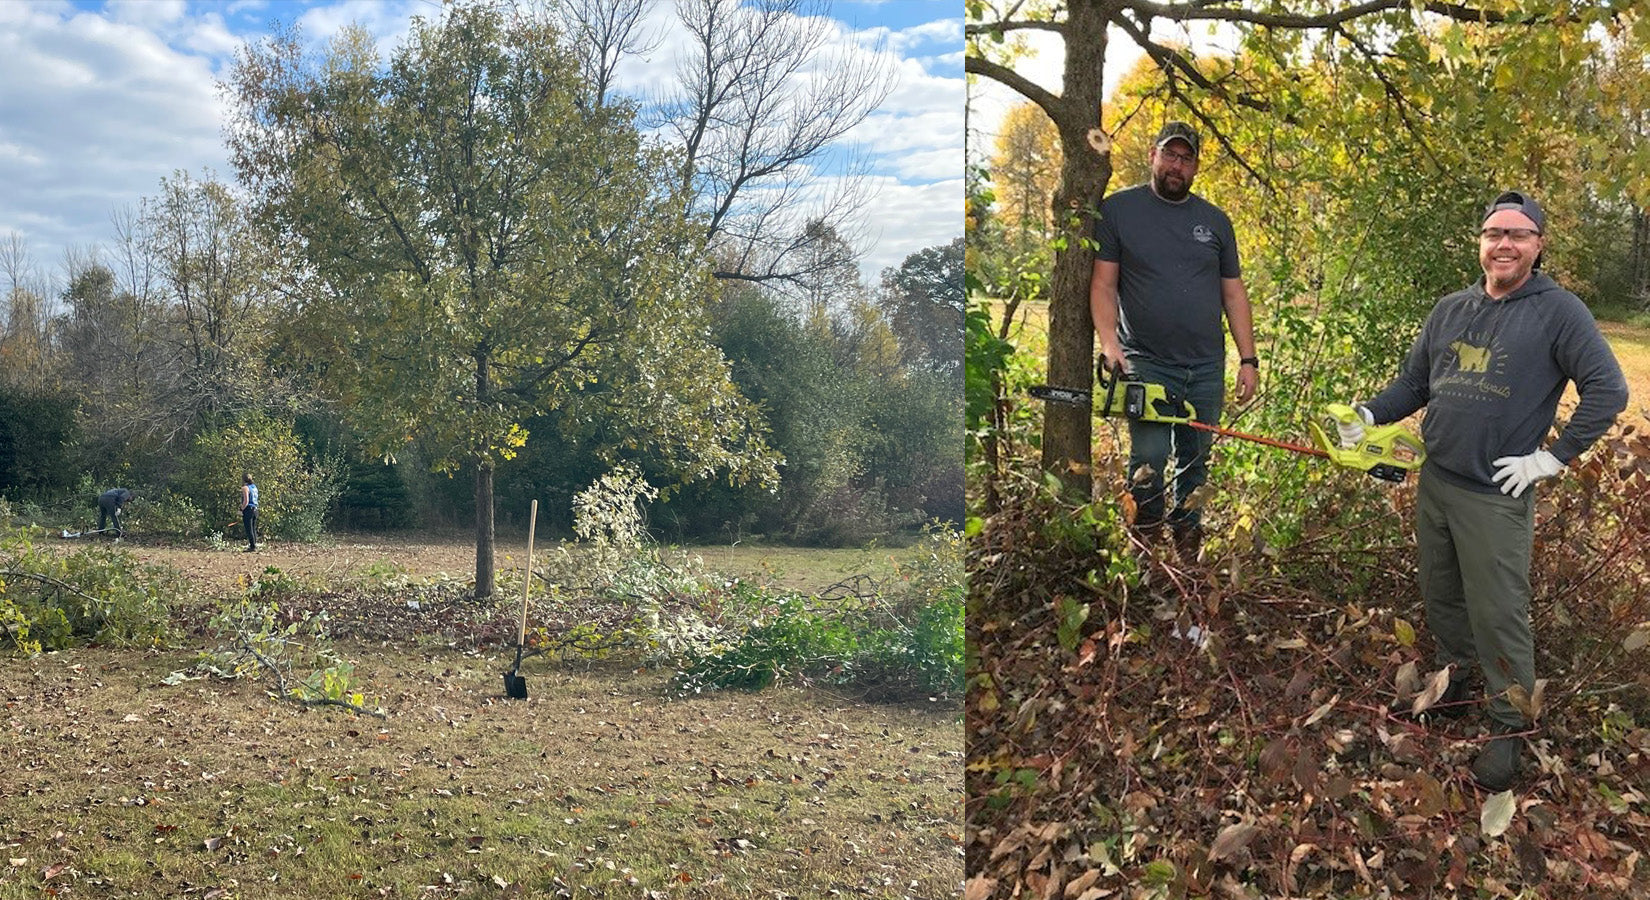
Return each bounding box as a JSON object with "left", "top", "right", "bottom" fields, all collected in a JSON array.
[
  {"left": 1633, "top": 208, "right": 1650, "bottom": 312},
  {"left": 474, "top": 457, "right": 496, "bottom": 599},
  {"left": 1040, "top": 0, "right": 1113, "bottom": 498},
  {"left": 473, "top": 349, "right": 496, "bottom": 599}
]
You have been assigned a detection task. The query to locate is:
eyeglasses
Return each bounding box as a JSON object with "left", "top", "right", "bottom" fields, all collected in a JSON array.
[
  {"left": 1157, "top": 147, "right": 1197, "bottom": 165},
  {"left": 1480, "top": 227, "right": 1540, "bottom": 242}
]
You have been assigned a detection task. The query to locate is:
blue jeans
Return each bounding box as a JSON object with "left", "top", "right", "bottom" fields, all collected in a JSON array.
[{"left": 1124, "top": 356, "right": 1224, "bottom": 528}]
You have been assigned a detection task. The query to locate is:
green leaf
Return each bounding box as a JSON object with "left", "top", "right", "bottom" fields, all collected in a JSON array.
[{"left": 1393, "top": 617, "right": 1416, "bottom": 647}]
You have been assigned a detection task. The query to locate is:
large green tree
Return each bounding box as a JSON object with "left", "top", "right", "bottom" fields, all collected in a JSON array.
[{"left": 226, "top": 4, "right": 776, "bottom": 597}]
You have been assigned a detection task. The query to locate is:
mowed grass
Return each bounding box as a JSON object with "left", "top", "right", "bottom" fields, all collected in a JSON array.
[
  {"left": 1600, "top": 321, "right": 1650, "bottom": 417},
  {"left": 0, "top": 645, "right": 961, "bottom": 899}
]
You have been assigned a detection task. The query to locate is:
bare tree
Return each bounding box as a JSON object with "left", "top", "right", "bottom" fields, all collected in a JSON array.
[
  {"left": 561, "top": 0, "right": 896, "bottom": 289},
  {"left": 555, "top": 0, "right": 660, "bottom": 107}
]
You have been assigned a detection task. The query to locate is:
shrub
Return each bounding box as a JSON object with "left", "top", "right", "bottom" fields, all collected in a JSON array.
[
  {"left": 0, "top": 526, "right": 185, "bottom": 653},
  {"left": 176, "top": 413, "right": 344, "bottom": 541},
  {"left": 670, "top": 526, "right": 965, "bottom": 700}
]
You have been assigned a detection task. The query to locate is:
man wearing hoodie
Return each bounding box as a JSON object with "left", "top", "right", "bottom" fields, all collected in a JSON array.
[{"left": 1339, "top": 191, "right": 1628, "bottom": 791}]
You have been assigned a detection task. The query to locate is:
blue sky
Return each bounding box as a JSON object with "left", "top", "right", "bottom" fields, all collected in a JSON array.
[{"left": 1, "top": 0, "right": 961, "bottom": 293}]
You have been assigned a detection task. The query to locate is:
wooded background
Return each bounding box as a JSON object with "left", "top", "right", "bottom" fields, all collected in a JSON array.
[{"left": 0, "top": 2, "right": 964, "bottom": 598}]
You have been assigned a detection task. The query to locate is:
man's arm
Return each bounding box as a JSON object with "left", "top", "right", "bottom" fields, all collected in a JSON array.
[
  {"left": 1090, "top": 260, "right": 1127, "bottom": 374},
  {"left": 1221, "top": 277, "right": 1258, "bottom": 404}
]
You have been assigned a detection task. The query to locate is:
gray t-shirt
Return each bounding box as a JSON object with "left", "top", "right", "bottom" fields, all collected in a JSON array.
[
  {"left": 1364, "top": 272, "right": 1628, "bottom": 492},
  {"left": 1093, "top": 184, "right": 1241, "bottom": 365}
]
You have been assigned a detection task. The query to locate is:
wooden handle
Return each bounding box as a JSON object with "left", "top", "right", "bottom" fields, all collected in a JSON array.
[{"left": 518, "top": 498, "right": 537, "bottom": 648}]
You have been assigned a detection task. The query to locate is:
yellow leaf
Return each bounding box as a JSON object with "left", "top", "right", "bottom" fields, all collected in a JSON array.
[{"left": 1394, "top": 618, "right": 1415, "bottom": 647}]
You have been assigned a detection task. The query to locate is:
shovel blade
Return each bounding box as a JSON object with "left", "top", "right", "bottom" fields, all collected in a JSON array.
[{"left": 502, "top": 671, "right": 527, "bottom": 699}]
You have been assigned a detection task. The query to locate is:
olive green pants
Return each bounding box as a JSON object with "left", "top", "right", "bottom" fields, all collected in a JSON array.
[{"left": 1414, "top": 471, "right": 1535, "bottom": 728}]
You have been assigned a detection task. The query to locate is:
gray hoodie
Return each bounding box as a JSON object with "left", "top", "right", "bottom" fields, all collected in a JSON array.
[{"left": 1364, "top": 272, "right": 1628, "bottom": 493}]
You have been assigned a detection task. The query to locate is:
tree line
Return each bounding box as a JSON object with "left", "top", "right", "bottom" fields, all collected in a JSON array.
[{"left": 0, "top": 1, "right": 962, "bottom": 599}]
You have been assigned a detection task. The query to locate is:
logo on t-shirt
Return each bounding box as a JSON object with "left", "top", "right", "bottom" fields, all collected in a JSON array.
[
  {"left": 1192, "top": 224, "right": 1213, "bottom": 243},
  {"left": 1435, "top": 331, "right": 1510, "bottom": 404},
  {"left": 1449, "top": 340, "right": 1491, "bottom": 373}
]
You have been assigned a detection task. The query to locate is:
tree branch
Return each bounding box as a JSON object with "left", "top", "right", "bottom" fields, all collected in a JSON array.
[
  {"left": 1331, "top": 24, "right": 1452, "bottom": 175},
  {"left": 1109, "top": 13, "right": 1276, "bottom": 116},
  {"left": 964, "top": 19, "right": 1065, "bottom": 37},
  {"left": 0, "top": 569, "right": 107, "bottom": 607},
  {"left": 236, "top": 634, "right": 388, "bottom": 718},
  {"left": 1120, "top": 0, "right": 1516, "bottom": 28},
  {"left": 964, "top": 55, "right": 1064, "bottom": 124}
]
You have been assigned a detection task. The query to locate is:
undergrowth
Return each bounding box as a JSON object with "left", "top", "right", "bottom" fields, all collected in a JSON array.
[
  {"left": 0, "top": 525, "right": 185, "bottom": 653},
  {"left": 967, "top": 417, "right": 1650, "bottom": 898}
]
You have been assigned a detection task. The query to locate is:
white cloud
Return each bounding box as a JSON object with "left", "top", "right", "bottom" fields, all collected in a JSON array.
[
  {"left": 0, "top": 4, "right": 228, "bottom": 277},
  {"left": 859, "top": 177, "right": 962, "bottom": 276},
  {"left": 294, "top": 0, "right": 424, "bottom": 59},
  {"left": 0, "top": 0, "right": 958, "bottom": 291}
]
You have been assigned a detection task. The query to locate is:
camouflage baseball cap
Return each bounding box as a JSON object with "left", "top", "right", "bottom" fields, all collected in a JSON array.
[{"left": 1153, "top": 121, "right": 1200, "bottom": 157}]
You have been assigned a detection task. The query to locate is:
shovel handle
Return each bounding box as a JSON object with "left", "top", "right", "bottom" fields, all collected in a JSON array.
[{"left": 518, "top": 499, "right": 537, "bottom": 649}]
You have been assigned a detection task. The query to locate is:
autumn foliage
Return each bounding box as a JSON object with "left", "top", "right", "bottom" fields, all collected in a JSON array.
[{"left": 966, "top": 417, "right": 1650, "bottom": 897}]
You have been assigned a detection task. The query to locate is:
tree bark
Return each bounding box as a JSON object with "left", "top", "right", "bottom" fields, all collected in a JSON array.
[
  {"left": 1039, "top": 0, "right": 1113, "bottom": 498},
  {"left": 474, "top": 457, "right": 495, "bottom": 600},
  {"left": 474, "top": 350, "right": 496, "bottom": 599},
  {"left": 1633, "top": 208, "right": 1650, "bottom": 312}
]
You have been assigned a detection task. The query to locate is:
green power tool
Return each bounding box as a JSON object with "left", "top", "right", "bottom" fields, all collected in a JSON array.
[
  {"left": 1029, "top": 374, "right": 1427, "bottom": 482},
  {"left": 1307, "top": 403, "right": 1426, "bottom": 482}
]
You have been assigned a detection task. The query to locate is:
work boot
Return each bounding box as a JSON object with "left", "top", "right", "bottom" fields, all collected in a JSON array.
[
  {"left": 1392, "top": 673, "right": 1474, "bottom": 720},
  {"left": 1171, "top": 521, "right": 1203, "bottom": 562},
  {"left": 1471, "top": 721, "right": 1527, "bottom": 791}
]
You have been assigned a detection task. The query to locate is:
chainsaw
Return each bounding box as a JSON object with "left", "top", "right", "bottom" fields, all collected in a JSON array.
[{"left": 1029, "top": 372, "right": 1425, "bottom": 482}]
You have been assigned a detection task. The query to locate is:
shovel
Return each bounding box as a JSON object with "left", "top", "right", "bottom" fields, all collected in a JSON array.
[{"left": 503, "top": 498, "right": 538, "bottom": 700}]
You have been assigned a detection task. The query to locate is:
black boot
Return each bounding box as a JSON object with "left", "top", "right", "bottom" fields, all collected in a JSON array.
[{"left": 1471, "top": 720, "right": 1527, "bottom": 791}]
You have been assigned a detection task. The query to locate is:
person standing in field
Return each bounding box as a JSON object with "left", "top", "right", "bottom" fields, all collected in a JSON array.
[
  {"left": 1089, "top": 121, "right": 1260, "bottom": 558},
  {"left": 1338, "top": 190, "right": 1628, "bottom": 791},
  {"left": 240, "top": 473, "right": 259, "bottom": 553}
]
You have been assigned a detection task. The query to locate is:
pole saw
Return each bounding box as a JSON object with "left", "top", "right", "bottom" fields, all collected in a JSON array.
[{"left": 1029, "top": 370, "right": 1425, "bottom": 482}]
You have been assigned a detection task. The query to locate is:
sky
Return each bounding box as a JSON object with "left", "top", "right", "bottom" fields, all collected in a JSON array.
[
  {"left": 967, "top": 16, "right": 1235, "bottom": 167},
  {"left": 0, "top": 0, "right": 962, "bottom": 296}
]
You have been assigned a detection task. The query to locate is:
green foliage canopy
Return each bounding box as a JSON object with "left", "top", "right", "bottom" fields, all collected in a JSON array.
[{"left": 225, "top": 4, "right": 777, "bottom": 594}]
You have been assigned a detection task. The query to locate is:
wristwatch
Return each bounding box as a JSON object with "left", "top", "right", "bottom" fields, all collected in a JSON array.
[{"left": 1239, "top": 356, "right": 1259, "bottom": 368}]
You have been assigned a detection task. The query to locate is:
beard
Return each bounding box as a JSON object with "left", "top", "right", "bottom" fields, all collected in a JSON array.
[{"left": 1153, "top": 171, "right": 1191, "bottom": 201}]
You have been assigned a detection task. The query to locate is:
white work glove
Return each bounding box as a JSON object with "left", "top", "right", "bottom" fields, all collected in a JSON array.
[
  {"left": 1337, "top": 404, "right": 1374, "bottom": 448},
  {"left": 1491, "top": 449, "right": 1564, "bottom": 498}
]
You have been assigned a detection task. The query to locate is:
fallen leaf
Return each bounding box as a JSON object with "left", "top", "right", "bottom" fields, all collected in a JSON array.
[
  {"left": 1393, "top": 618, "right": 1416, "bottom": 647},
  {"left": 1207, "top": 823, "right": 1259, "bottom": 862},
  {"left": 1481, "top": 790, "right": 1516, "bottom": 838},
  {"left": 42, "top": 862, "right": 67, "bottom": 880},
  {"left": 1624, "top": 625, "right": 1649, "bottom": 653},
  {"left": 1394, "top": 660, "right": 1420, "bottom": 697},
  {"left": 964, "top": 876, "right": 998, "bottom": 900},
  {"left": 1411, "top": 666, "right": 1454, "bottom": 716},
  {"left": 1064, "top": 869, "right": 1100, "bottom": 898},
  {"left": 1303, "top": 696, "right": 1337, "bottom": 727}
]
